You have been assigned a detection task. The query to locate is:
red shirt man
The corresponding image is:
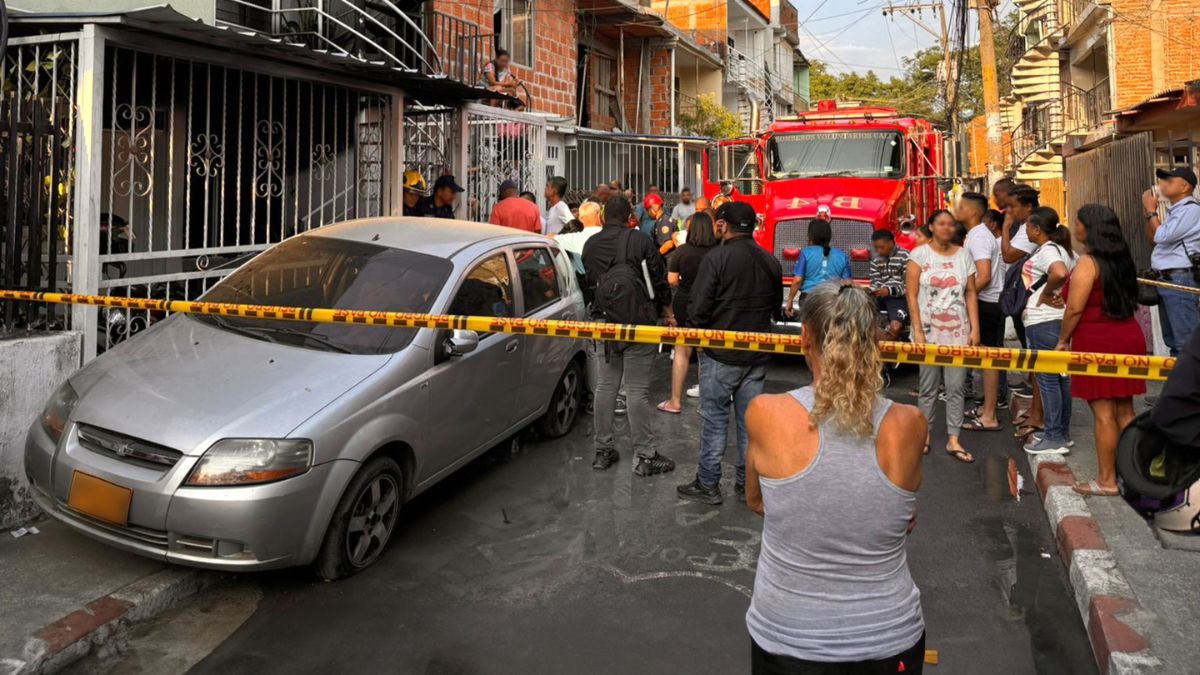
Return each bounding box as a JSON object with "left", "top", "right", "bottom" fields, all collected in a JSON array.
[{"left": 490, "top": 179, "right": 541, "bottom": 233}]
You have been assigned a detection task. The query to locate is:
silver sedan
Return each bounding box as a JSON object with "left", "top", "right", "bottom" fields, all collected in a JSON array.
[{"left": 25, "top": 218, "right": 588, "bottom": 579}]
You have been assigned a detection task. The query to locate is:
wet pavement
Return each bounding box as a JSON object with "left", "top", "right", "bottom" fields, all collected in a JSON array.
[{"left": 103, "top": 357, "right": 1098, "bottom": 674}]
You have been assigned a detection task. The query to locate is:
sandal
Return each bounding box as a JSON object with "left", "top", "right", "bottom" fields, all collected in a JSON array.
[
  {"left": 656, "top": 401, "right": 682, "bottom": 414},
  {"left": 962, "top": 418, "right": 1002, "bottom": 432},
  {"left": 946, "top": 448, "right": 975, "bottom": 463},
  {"left": 1014, "top": 424, "right": 1043, "bottom": 439},
  {"left": 1072, "top": 480, "right": 1119, "bottom": 497}
]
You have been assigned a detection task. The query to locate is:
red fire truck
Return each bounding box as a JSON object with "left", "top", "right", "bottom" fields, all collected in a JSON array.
[{"left": 703, "top": 100, "right": 945, "bottom": 281}]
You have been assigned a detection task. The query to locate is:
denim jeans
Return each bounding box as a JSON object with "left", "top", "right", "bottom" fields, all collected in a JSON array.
[
  {"left": 1027, "top": 320, "right": 1071, "bottom": 443},
  {"left": 697, "top": 352, "right": 767, "bottom": 486},
  {"left": 594, "top": 342, "right": 656, "bottom": 457},
  {"left": 1157, "top": 269, "right": 1200, "bottom": 356}
]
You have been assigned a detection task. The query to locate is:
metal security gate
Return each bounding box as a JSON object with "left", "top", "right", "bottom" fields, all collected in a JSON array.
[
  {"left": 463, "top": 102, "right": 545, "bottom": 222},
  {"left": 1064, "top": 132, "right": 1153, "bottom": 268},
  {"left": 90, "top": 43, "right": 397, "bottom": 355},
  {"left": 403, "top": 103, "right": 455, "bottom": 187},
  {"left": 0, "top": 37, "right": 78, "bottom": 333},
  {"left": 564, "top": 131, "right": 704, "bottom": 207}
]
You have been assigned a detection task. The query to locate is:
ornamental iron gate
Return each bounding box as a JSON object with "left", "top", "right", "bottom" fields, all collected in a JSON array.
[
  {"left": 463, "top": 103, "right": 545, "bottom": 223},
  {"left": 92, "top": 45, "right": 396, "bottom": 354},
  {"left": 564, "top": 132, "right": 704, "bottom": 208},
  {"left": 0, "top": 38, "right": 78, "bottom": 333}
]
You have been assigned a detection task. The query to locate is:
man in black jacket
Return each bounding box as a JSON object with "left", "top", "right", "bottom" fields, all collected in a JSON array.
[
  {"left": 1153, "top": 326, "right": 1200, "bottom": 449},
  {"left": 678, "top": 202, "right": 783, "bottom": 505},
  {"left": 581, "top": 195, "right": 676, "bottom": 476}
]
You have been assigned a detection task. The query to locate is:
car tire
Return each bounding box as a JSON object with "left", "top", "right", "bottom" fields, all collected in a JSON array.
[
  {"left": 313, "top": 455, "right": 404, "bottom": 581},
  {"left": 535, "top": 360, "right": 583, "bottom": 439}
]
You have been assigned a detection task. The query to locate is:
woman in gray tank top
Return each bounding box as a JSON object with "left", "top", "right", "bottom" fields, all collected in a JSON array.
[{"left": 744, "top": 282, "right": 928, "bottom": 674}]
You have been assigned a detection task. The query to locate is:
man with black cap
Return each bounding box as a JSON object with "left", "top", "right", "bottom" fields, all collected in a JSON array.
[
  {"left": 1143, "top": 166, "right": 1200, "bottom": 355},
  {"left": 418, "top": 174, "right": 465, "bottom": 219},
  {"left": 581, "top": 194, "right": 676, "bottom": 477},
  {"left": 679, "top": 202, "right": 783, "bottom": 505}
]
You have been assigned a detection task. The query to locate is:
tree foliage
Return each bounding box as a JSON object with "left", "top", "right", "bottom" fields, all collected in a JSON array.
[
  {"left": 677, "top": 94, "right": 743, "bottom": 139},
  {"left": 809, "top": 10, "right": 1018, "bottom": 126}
]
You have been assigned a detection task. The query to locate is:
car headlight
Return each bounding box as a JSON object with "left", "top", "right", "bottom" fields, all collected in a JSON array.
[
  {"left": 41, "top": 381, "right": 79, "bottom": 443},
  {"left": 185, "top": 439, "right": 313, "bottom": 486}
]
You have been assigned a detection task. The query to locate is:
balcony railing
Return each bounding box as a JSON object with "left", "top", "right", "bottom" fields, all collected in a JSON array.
[
  {"left": 421, "top": 11, "right": 493, "bottom": 87},
  {"left": 1059, "top": 0, "right": 1098, "bottom": 32},
  {"left": 1010, "top": 102, "right": 1062, "bottom": 165},
  {"left": 726, "top": 46, "right": 768, "bottom": 96},
  {"left": 217, "top": 0, "right": 440, "bottom": 74},
  {"left": 1062, "top": 79, "right": 1111, "bottom": 134},
  {"left": 1008, "top": 1, "right": 1061, "bottom": 62}
]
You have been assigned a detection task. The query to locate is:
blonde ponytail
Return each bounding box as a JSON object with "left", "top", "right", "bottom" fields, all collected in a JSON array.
[{"left": 798, "top": 282, "right": 882, "bottom": 438}]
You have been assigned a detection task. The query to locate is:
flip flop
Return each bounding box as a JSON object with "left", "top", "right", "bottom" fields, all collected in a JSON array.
[
  {"left": 1014, "top": 424, "right": 1043, "bottom": 439},
  {"left": 1072, "top": 480, "right": 1119, "bottom": 497},
  {"left": 656, "top": 401, "right": 682, "bottom": 415},
  {"left": 946, "top": 448, "right": 975, "bottom": 464},
  {"left": 923, "top": 443, "right": 930, "bottom": 456},
  {"left": 962, "top": 418, "right": 1002, "bottom": 432}
]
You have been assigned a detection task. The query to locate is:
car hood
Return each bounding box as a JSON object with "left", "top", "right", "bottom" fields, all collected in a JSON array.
[
  {"left": 766, "top": 177, "right": 905, "bottom": 223},
  {"left": 69, "top": 316, "right": 392, "bottom": 455}
]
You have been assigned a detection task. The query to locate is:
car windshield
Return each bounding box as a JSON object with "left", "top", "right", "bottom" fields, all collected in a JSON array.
[
  {"left": 768, "top": 131, "right": 905, "bottom": 179},
  {"left": 193, "top": 235, "right": 452, "bottom": 355}
]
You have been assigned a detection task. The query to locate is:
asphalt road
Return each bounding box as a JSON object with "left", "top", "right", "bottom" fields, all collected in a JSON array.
[{"left": 81, "top": 356, "right": 1100, "bottom": 675}]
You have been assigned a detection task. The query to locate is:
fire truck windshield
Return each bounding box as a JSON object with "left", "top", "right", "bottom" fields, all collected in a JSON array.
[{"left": 768, "top": 131, "right": 905, "bottom": 180}]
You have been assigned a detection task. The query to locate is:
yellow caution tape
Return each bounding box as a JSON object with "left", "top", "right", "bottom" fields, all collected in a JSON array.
[
  {"left": 0, "top": 290, "right": 1175, "bottom": 380},
  {"left": 1138, "top": 277, "right": 1200, "bottom": 296}
]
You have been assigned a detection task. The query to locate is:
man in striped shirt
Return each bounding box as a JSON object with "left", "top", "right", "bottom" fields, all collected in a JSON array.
[{"left": 869, "top": 229, "right": 910, "bottom": 341}]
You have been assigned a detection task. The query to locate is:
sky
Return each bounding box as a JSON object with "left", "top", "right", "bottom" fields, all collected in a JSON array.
[{"left": 789, "top": 0, "right": 1007, "bottom": 77}]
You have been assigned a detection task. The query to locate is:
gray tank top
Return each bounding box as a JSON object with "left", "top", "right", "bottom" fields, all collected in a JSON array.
[{"left": 745, "top": 386, "right": 924, "bottom": 662}]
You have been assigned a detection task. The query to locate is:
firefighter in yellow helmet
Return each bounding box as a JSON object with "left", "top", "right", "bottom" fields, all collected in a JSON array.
[{"left": 402, "top": 169, "right": 429, "bottom": 217}]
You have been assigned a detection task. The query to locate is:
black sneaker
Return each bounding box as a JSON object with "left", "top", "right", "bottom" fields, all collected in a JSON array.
[
  {"left": 633, "top": 452, "right": 675, "bottom": 476},
  {"left": 677, "top": 478, "right": 723, "bottom": 505},
  {"left": 735, "top": 482, "right": 746, "bottom": 502},
  {"left": 592, "top": 449, "right": 618, "bottom": 470},
  {"left": 996, "top": 398, "right": 1010, "bottom": 410},
  {"left": 614, "top": 396, "right": 628, "bottom": 416}
]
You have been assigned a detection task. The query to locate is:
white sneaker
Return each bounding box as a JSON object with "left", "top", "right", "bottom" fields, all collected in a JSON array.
[{"left": 686, "top": 385, "right": 700, "bottom": 398}]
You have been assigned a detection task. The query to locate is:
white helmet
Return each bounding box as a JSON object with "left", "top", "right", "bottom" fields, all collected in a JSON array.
[{"left": 1154, "top": 479, "right": 1200, "bottom": 533}]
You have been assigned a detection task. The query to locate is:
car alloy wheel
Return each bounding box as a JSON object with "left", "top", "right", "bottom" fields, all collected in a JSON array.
[
  {"left": 345, "top": 473, "right": 400, "bottom": 568},
  {"left": 536, "top": 360, "right": 582, "bottom": 438}
]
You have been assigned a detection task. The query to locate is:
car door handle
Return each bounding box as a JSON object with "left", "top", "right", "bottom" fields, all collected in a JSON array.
[{"left": 505, "top": 339, "right": 520, "bottom": 353}]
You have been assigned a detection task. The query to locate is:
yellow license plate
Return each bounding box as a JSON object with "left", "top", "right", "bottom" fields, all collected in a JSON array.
[{"left": 68, "top": 471, "right": 133, "bottom": 526}]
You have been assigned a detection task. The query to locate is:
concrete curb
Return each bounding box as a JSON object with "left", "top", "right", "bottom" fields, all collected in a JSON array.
[
  {"left": 8, "top": 568, "right": 217, "bottom": 675},
  {"left": 1028, "top": 453, "right": 1163, "bottom": 675}
]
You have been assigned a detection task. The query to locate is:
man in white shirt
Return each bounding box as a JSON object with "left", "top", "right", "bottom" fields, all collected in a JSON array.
[
  {"left": 551, "top": 200, "right": 602, "bottom": 270},
  {"left": 544, "top": 176, "right": 572, "bottom": 236},
  {"left": 958, "top": 192, "right": 1002, "bottom": 431},
  {"left": 670, "top": 187, "right": 696, "bottom": 228}
]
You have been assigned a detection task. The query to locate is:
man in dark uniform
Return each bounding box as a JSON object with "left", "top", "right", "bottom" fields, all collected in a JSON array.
[{"left": 417, "top": 174, "right": 464, "bottom": 219}]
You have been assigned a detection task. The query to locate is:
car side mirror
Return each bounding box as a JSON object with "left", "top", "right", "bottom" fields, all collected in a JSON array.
[{"left": 444, "top": 329, "right": 479, "bottom": 358}]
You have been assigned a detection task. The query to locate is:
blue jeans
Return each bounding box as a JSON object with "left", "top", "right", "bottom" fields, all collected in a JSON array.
[
  {"left": 697, "top": 352, "right": 767, "bottom": 486},
  {"left": 1157, "top": 269, "right": 1200, "bottom": 356},
  {"left": 1027, "top": 320, "right": 1071, "bottom": 443}
]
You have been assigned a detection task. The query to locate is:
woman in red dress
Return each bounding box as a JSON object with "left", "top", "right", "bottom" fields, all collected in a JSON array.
[{"left": 1055, "top": 204, "right": 1146, "bottom": 497}]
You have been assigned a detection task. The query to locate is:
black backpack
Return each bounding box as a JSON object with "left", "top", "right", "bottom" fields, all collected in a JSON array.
[
  {"left": 998, "top": 245, "right": 1055, "bottom": 318},
  {"left": 590, "top": 229, "right": 659, "bottom": 326}
]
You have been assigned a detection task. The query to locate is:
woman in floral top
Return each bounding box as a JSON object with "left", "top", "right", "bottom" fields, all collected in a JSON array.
[{"left": 905, "top": 210, "right": 981, "bottom": 463}]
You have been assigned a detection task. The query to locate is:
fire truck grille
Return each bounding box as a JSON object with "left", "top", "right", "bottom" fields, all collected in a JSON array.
[{"left": 773, "top": 218, "right": 875, "bottom": 278}]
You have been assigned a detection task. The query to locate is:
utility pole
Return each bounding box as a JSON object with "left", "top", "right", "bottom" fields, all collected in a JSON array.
[
  {"left": 882, "top": 2, "right": 958, "bottom": 177},
  {"left": 975, "top": 0, "right": 1005, "bottom": 187}
]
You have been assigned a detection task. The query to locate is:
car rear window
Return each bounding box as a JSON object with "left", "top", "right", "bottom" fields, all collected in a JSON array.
[{"left": 194, "top": 235, "right": 452, "bottom": 354}]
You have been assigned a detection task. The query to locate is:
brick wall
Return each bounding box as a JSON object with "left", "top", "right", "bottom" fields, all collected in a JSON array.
[
  {"left": 652, "top": 0, "right": 726, "bottom": 51},
  {"left": 429, "top": 0, "right": 577, "bottom": 119},
  {"left": 616, "top": 41, "right": 673, "bottom": 135},
  {"left": 1109, "top": 0, "right": 1200, "bottom": 109}
]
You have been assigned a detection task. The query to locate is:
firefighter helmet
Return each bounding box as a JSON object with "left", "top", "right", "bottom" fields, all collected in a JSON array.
[{"left": 403, "top": 169, "right": 429, "bottom": 196}]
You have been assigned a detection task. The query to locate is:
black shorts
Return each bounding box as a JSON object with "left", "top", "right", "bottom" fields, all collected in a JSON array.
[
  {"left": 979, "top": 300, "right": 1005, "bottom": 348},
  {"left": 876, "top": 296, "right": 908, "bottom": 324},
  {"left": 751, "top": 633, "right": 926, "bottom": 675}
]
